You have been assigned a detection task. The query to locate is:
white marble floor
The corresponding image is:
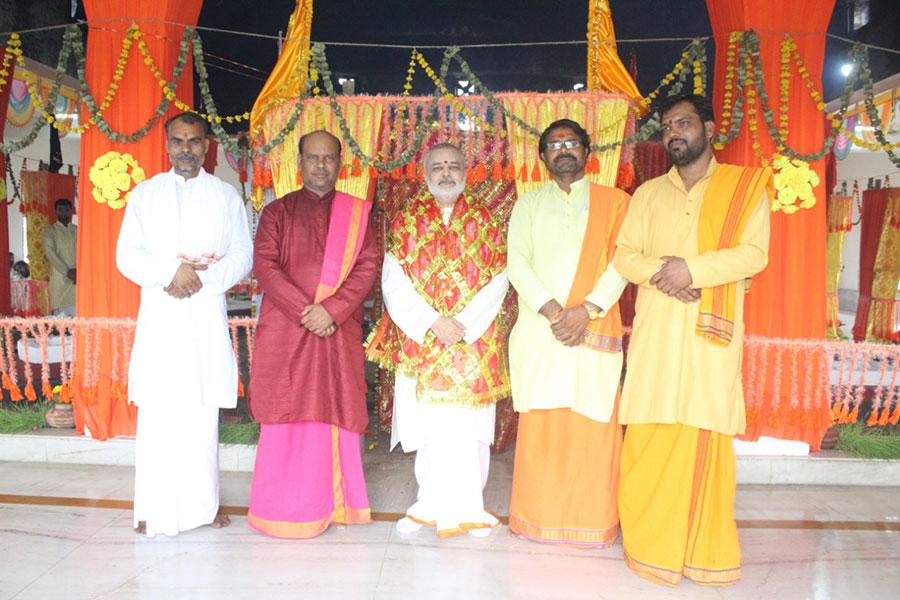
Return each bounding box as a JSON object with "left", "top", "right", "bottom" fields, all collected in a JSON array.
[{"left": 1, "top": 460, "right": 899, "bottom": 600}]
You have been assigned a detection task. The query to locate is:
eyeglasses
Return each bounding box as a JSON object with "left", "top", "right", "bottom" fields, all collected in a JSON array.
[{"left": 545, "top": 139, "right": 582, "bottom": 150}]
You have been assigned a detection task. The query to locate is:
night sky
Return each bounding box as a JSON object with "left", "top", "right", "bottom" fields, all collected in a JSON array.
[{"left": 192, "top": 0, "right": 897, "bottom": 129}]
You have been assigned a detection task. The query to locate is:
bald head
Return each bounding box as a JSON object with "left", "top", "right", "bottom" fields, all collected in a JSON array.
[{"left": 298, "top": 130, "right": 342, "bottom": 196}]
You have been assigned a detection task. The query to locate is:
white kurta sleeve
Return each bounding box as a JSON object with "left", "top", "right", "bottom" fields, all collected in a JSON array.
[
  {"left": 197, "top": 190, "right": 253, "bottom": 295},
  {"left": 584, "top": 264, "right": 628, "bottom": 317},
  {"left": 381, "top": 253, "right": 440, "bottom": 344},
  {"left": 454, "top": 271, "right": 509, "bottom": 344},
  {"left": 115, "top": 189, "right": 181, "bottom": 289}
]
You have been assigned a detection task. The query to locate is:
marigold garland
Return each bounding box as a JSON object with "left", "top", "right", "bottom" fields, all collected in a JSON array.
[
  {"left": 771, "top": 154, "right": 820, "bottom": 214},
  {"left": 88, "top": 151, "right": 146, "bottom": 210}
]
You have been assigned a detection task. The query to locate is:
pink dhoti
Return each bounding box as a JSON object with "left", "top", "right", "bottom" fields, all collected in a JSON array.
[{"left": 248, "top": 421, "right": 372, "bottom": 538}]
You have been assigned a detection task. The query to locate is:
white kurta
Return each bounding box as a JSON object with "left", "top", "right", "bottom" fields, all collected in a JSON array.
[
  {"left": 117, "top": 169, "right": 253, "bottom": 409},
  {"left": 116, "top": 168, "right": 252, "bottom": 537},
  {"left": 381, "top": 207, "right": 509, "bottom": 533}
]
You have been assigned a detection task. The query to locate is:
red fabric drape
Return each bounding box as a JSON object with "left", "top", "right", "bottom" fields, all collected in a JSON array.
[
  {"left": 204, "top": 138, "right": 218, "bottom": 174},
  {"left": 852, "top": 188, "right": 891, "bottom": 341},
  {"left": 0, "top": 69, "right": 12, "bottom": 314},
  {"left": 73, "top": 1, "right": 202, "bottom": 439},
  {"left": 707, "top": 0, "right": 835, "bottom": 449}
]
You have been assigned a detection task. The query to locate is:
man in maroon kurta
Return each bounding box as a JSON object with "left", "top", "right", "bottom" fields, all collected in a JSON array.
[{"left": 248, "top": 130, "right": 377, "bottom": 538}]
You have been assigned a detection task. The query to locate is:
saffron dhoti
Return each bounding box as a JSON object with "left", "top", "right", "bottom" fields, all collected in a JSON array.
[
  {"left": 508, "top": 407, "right": 622, "bottom": 547},
  {"left": 248, "top": 422, "right": 371, "bottom": 539},
  {"left": 619, "top": 423, "right": 741, "bottom": 586}
]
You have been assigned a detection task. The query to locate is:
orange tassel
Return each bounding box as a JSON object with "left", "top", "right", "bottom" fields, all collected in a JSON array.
[
  {"left": 587, "top": 155, "right": 600, "bottom": 174},
  {"left": 848, "top": 403, "right": 860, "bottom": 422},
  {"left": 490, "top": 162, "right": 502, "bottom": 180},
  {"left": 295, "top": 169, "right": 303, "bottom": 186},
  {"left": 866, "top": 406, "right": 879, "bottom": 426},
  {"left": 9, "top": 383, "right": 23, "bottom": 402},
  {"left": 351, "top": 158, "right": 362, "bottom": 176},
  {"left": 519, "top": 164, "right": 529, "bottom": 182},
  {"left": 504, "top": 163, "right": 516, "bottom": 180},
  {"left": 889, "top": 402, "right": 900, "bottom": 425},
  {"left": 878, "top": 404, "right": 891, "bottom": 426},
  {"left": 466, "top": 170, "right": 475, "bottom": 186},
  {"left": 530, "top": 163, "right": 542, "bottom": 181},
  {"left": 369, "top": 166, "right": 378, "bottom": 179},
  {"left": 237, "top": 379, "right": 245, "bottom": 397},
  {"left": 24, "top": 382, "right": 36, "bottom": 402},
  {"left": 263, "top": 167, "right": 273, "bottom": 188},
  {"left": 1, "top": 374, "right": 11, "bottom": 391},
  {"left": 338, "top": 164, "right": 348, "bottom": 179},
  {"left": 391, "top": 167, "right": 402, "bottom": 180},
  {"left": 474, "top": 163, "right": 486, "bottom": 183},
  {"left": 42, "top": 381, "right": 53, "bottom": 399},
  {"left": 406, "top": 162, "right": 417, "bottom": 179}
]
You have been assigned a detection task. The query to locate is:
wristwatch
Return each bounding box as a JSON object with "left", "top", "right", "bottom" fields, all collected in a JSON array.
[{"left": 584, "top": 304, "right": 600, "bottom": 320}]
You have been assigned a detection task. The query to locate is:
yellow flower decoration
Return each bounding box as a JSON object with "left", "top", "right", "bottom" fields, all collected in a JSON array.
[
  {"left": 770, "top": 154, "right": 820, "bottom": 215},
  {"left": 89, "top": 151, "right": 145, "bottom": 210}
]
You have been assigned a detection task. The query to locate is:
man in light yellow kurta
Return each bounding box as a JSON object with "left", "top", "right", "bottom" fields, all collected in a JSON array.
[
  {"left": 507, "top": 119, "right": 629, "bottom": 547},
  {"left": 43, "top": 198, "right": 77, "bottom": 315},
  {"left": 614, "top": 94, "right": 770, "bottom": 587}
]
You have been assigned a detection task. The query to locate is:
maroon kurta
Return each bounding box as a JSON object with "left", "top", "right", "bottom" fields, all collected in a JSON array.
[{"left": 249, "top": 188, "right": 377, "bottom": 432}]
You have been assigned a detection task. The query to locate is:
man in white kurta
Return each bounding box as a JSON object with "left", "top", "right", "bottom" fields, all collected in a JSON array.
[
  {"left": 116, "top": 113, "right": 252, "bottom": 537},
  {"left": 43, "top": 198, "right": 77, "bottom": 315},
  {"left": 366, "top": 143, "right": 509, "bottom": 538}
]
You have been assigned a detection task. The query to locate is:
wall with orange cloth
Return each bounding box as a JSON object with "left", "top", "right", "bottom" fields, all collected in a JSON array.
[
  {"left": 73, "top": 1, "right": 202, "bottom": 439},
  {"left": 706, "top": 0, "right": 835, "bottom": 449}
]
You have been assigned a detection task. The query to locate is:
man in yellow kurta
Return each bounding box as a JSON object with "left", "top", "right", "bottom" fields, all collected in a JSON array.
[
  {"left": 614, "top": 94, "right": 771, "bottom": 586},
  {"left": 43, "top": 198, "right": 77, "bottom": 315},
  {"left": 507, "top": 119, "right": 629, "bottom": 547}
]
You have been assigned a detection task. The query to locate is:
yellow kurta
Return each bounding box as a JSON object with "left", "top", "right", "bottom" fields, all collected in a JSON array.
[
  {"left": 508, "top": 177, "right": 627, "bottom": 423},
  {"left": 43, "top": 221, "right": 77, "bottom": 311},
  {"left": 614, "top": 159, "right": 770, "bottom": 435}
]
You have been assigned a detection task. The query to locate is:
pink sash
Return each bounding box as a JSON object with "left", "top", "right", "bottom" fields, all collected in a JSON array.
[{"left": 314, "top": 191, "right": 372, "bottom": 303}]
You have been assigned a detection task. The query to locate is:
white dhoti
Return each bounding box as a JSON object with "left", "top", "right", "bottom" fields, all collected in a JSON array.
[
  {"left": 133, "top": 402, "right": 221, "bottom": 537},
  {"left": 393, "top": 375, "right": 497, "bottom": 536}
]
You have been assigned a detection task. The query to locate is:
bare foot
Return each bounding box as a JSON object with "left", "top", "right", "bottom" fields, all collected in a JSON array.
[
  {"left": 135, "top": 521, "right": 146, "bottom": 534},
  {"left": 209, "top": 509, "right": 231, "bottom": 529}
]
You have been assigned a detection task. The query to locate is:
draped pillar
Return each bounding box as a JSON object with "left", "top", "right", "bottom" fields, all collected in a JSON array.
[
  {"left": 853, "top": 187, "right": 900, "bottom": 342},
  {"left": 73, "top": 1, "right": 203, "bottom": 439},
  {"left": 706, "top": 0, "right": 835, "bottom": 449},
  {"left": 0, "top": 68, "right": 12, "bottom": 315},
  {"left": 825, "top": 194, "right": 853, "bottom": 339}
]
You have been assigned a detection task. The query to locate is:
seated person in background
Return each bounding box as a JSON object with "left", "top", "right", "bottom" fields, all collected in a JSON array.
[{"left": 11, "top": 260, "right": 30, "bottom": 280}]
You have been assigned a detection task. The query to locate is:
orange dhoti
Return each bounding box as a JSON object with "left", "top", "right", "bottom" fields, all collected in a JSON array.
[
  {"left": 508, "top": 407, "right": 622, "bottom": 547},
  {"left": 619, "top": 423, "right": 741, "bottom": 586}
]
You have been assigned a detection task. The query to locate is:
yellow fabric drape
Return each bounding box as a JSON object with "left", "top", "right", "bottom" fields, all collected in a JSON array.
[
  {"left": 586, "top": 0, "right": 642, "bottom": 101},
  {"left": 250, "top": 0, "right": 313, "bottom": 137},
  {"left": 263, "top": 98, "right": 382, "bottom": 201},
  {"left": 867, "top": 190, "right": 900, "bottom": 342},
  {"left": 500, "top": 92, "right": 630, "bottom": 197},
  {"left": 825, "top": 195, "right": 852, "bottom": 339},
  {"left": 249, "top": 0, "right": 314, "bottom": 209}
]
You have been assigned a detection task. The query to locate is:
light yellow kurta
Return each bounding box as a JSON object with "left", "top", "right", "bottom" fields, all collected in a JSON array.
[
  {"left": 614, "top": 159, "right": 770, "bottom": 435},
  {"left": 43, "top": 221, "right": 77, "bottom": 311},
  {"left": 508, "top": 177, "right": 627, "bottom": 423}
]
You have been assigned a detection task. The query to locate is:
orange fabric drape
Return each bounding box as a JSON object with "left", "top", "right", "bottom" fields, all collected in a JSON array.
[
  {"left": 73, "top": 1, "right": 203, "bottom": 439},
  {"left": 586, "top": 0, "right": 642, "bottom": 100},
  {"left": 707, "top": 0, "right": 835, "bottom": 450}
]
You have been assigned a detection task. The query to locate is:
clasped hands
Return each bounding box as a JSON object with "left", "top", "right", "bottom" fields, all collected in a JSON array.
[
  {"left": 302, "top": 304, "right": 336, "bottom": 337},
  {"left": 539, "top": 300, "right": 592, "bottom": 347},
  {"left": 165, "top": 253, "right": 221, "bottom": 299},
  {"left": 430, "top": 316, "right": 465, "bottom": 345},
  {"left": 649, "top": 256, "right": 701, "bottom": 304}
]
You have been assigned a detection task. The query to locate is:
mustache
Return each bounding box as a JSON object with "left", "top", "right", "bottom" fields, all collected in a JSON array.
[{"left": 553, "top": 153, "right": 576, "bottom": 161}]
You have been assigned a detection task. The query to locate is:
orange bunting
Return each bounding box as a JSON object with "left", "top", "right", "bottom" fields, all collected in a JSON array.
[
  {"left": 491, "top": 162, "right": 503, "bottom": 181},
  {"left": 474, "top": 163, "right": 487, "bottom": 183},
  {"left": 504, "top": 163, "right": 516, "bottom": 180},
  {"left": 338, "top": 164, "right": 348, "bottom": 179},
  {"left": 530, "top": 163, "right": 542, "bottom": 182},
  {"left": 405, "top": 162, "right": 416, "bottom": 179},
  {"left": 518, "top": 164, "right": 528, "bottom": 182},
  {"left": 24, "top": 382, "right": 36, "bottom": 402},
  {"left": 466, "top": 170, "right": 475, "bottom": 186}
]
